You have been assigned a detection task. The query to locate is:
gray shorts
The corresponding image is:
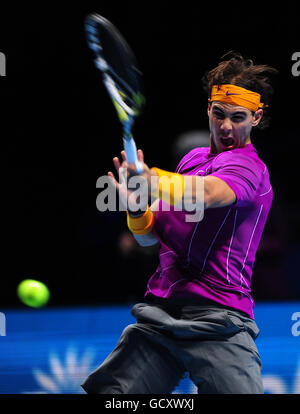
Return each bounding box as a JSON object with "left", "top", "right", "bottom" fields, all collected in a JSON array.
[{"left": 81, "top": 300, "right": 264, "bottom": 394}]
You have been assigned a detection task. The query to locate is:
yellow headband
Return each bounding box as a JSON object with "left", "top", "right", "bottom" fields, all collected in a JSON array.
[{"left": 210, "top": 84, "right": 265, "bottom": 112}]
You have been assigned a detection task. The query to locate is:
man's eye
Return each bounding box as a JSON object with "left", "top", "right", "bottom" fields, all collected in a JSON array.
[
  {"left": 232, "top": 116, "right": 245, "bottom": 122},
  {"left": 213, "top": 111, "right": 224, "bottom": 119}
]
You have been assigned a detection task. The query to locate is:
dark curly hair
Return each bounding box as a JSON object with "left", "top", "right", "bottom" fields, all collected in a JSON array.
[{"left": 202, "top": 51, "right": 278, "bottom": 129}]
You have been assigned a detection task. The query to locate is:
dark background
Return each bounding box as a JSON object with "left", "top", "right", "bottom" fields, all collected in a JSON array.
[{"left": 0, "top": 4, "right": 299, "bottom": 308}]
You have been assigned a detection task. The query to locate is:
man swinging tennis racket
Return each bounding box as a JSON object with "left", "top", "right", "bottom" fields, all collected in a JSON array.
[{"left": 82, "top": 52, "right": 277, "bottom": 394}]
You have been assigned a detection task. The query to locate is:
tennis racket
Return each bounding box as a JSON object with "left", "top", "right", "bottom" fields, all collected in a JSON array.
[{"left": 85, "top": 13, "right": 145, "bottom": 173}]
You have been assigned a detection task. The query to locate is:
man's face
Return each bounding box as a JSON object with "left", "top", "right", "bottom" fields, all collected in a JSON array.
[{"left": 207, "top": 101, "right": 263, "bottom": 154}]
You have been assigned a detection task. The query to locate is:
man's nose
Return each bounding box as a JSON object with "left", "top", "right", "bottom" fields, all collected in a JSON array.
[{"left": 220, "top": 117, "right": 232, "bottom": 134}]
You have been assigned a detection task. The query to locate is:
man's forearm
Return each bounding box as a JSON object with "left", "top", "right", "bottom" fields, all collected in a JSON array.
[{"left": 149, "top": 169, "right": 206, "bottom": 210}]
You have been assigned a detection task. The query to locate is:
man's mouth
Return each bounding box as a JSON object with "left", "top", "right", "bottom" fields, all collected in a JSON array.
[{"left": 220, "top": 137, "right": 235, "bottom": 148}]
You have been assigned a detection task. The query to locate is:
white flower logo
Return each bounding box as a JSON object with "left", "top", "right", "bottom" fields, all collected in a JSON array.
[{"left": 25, "top": 346, "right": 97, "bottom": 394}]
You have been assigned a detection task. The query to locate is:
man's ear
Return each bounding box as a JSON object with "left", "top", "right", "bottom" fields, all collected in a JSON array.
[
  {"left": 207, "top": 102, "right": 212, "bottom": 117},
  {"left": 252, "top": 109, "right": 263, "bottom": 126}
]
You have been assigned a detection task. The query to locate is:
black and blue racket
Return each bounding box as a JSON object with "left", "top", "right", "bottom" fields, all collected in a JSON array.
[{"left": 85, "top": 13, "right": 145, "bottom": 173}]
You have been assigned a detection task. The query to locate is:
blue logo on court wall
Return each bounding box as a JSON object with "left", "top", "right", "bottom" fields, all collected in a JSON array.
[{"left": 0, "top": 303, "right": 299, "bottom": 394}]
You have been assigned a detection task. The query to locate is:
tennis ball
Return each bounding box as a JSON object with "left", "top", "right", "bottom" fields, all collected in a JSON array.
[{"left": 17, "top": 279, "right": 50, "bottom": 308}]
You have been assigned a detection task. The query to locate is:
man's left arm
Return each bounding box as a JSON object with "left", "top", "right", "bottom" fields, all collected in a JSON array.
[
  {"left": 149, "top": 153, "right": 261, "bottom": 210},
  {"left": 150, "top": 168, "right": 237, "bottom": 210}
]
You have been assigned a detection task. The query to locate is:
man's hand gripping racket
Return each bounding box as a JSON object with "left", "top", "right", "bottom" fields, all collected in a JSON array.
[{"left": 85, "top": 13, "right": 145, "bottom": 174}]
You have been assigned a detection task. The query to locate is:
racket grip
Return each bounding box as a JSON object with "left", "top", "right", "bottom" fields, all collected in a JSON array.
[{"left": 123, "top": 135, "right": 144, "bottom": 174}]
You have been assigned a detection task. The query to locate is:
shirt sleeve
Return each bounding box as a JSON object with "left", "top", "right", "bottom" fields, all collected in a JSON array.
[{"left": 209, "top": 151, "right": 263, "bottom": 206}]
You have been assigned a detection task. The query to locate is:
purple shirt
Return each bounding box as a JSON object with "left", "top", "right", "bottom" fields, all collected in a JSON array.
[{"left": 145, "top": 143, "right": 273, "bottom": 319}]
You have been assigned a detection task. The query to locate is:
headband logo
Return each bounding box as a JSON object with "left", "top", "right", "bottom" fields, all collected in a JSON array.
[{"left": 226, "top": 91, "right": 240, "bottom": 96}]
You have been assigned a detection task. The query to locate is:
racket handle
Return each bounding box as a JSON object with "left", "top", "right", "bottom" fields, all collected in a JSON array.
[{"left": 123, "top": 135, "right": 144, "bottom": 174}]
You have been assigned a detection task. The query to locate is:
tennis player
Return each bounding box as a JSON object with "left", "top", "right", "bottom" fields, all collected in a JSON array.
[{"left": 82, "top": 52, "right": 277, "bottom": 394}]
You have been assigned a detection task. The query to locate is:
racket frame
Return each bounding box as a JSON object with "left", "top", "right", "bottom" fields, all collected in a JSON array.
[{"left": 85, "top": 13, "right": 144, "bottom": 173}]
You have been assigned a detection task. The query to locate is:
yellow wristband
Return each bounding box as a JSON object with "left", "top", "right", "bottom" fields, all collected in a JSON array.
[
  {"left": 151, "top": 167, "right": 185, "bottom": 205},
  {"left": 126, "top": 206, "right": 155, "bottom": 235}
]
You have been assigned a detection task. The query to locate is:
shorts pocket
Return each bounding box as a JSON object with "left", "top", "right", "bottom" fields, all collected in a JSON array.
[{"left": 224, "top": 312, "right": 261, "bottom": 355}]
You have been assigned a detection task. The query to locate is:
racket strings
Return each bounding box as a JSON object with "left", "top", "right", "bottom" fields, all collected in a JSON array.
[{"left": 85, "top": 16, "right": 144, "bottom": 117}]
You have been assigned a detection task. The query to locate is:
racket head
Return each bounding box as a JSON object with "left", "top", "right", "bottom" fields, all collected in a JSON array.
[{"left": 85, "top": 13, "right": 145, "bottom": 124}]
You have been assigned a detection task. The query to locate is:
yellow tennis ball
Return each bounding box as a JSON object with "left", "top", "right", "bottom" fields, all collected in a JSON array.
[{"left": 17, "top": 279, "right": 50, "bottom": 308}]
